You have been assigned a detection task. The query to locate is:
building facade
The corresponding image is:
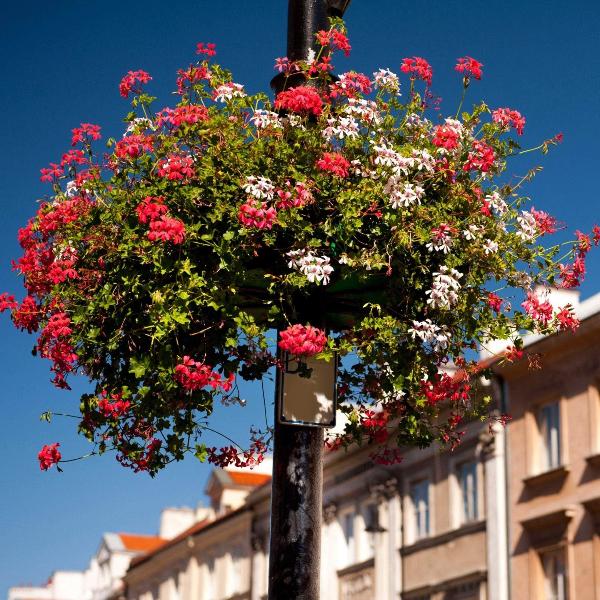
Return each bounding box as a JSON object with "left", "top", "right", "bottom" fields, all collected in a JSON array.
[
  {"left": 123, "top": 291, "right": 600, "bottom": 600},
  {"left": 10, "top": 291, "right": 600, "bottom": 600},
  {"left": 497, "top": 292, "right": 600, "bottom": 599},
  {"left": 124, "top": 416, "right": 504, "bottom": 600}
]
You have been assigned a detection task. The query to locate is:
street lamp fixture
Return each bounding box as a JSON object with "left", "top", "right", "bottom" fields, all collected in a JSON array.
[{"left": 327, "top": 0, "right": 352, "bottom": 17}]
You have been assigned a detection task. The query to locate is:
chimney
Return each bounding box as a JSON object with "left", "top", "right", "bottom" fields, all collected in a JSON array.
[
  {"left": 159, "top": 506, "right": 196, "bottom": 539},
  {"left": 534, "top": 285, "right": 580, "bottom": 311}
]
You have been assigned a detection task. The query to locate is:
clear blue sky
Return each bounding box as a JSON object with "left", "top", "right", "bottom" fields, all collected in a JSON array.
[{"left": 1, "top": 0, "right": 599, "bottom": 596}]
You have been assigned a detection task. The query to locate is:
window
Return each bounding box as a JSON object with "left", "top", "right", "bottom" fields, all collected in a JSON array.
[
  {"left": 444, "top": 579, "right": 481, "bottom": 599},
  {"left": 362, "top": 503, "right": 378, "bottom": 558},
  {"left": 541, "top": 549, "right": 568, "bottom": 600},
  {"left": 458, "top": 461, "right": 478, "bottom": 524},
  {"left": 170, "top": 574, "right": 181, "bottom": 600},
  {"left": 410, "top": 479, "right": 430, "bottom": 540},
  {"left": 538, "top": 403, "right": 561, "bottom": 471},
  {"left": 205, "top": 558, "right": 216, "bottom": 600},
  {"left": 229, "top": 550, "right": 244, "bottom": 595},
  {"left": 341, "top": 510, "right": 356, "bottom": 564}
]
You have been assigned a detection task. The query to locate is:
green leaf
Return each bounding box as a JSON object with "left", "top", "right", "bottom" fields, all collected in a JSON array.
[
  {"left": 129, "top": 356, "right": 150, "bottom": 379},
  {"left": 194, "top": 443, "right": 208, "bottom": 463}
]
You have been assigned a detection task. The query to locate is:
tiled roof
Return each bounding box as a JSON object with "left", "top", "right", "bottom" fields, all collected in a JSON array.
[
  {"left": 118, "top": 533, "right": 165, "bottom": 553},
  {"left": 128, "top": 511, "right": 245, "bottom": 569},
  {"left": 226, "top": 471, "right": 272, "bottom": 487}
]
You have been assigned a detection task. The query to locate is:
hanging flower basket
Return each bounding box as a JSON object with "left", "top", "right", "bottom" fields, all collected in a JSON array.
[{"left": 2, "top": 20, "right": 596, "bottom": 473}]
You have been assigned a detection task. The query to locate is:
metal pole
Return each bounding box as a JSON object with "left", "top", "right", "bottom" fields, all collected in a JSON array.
[
  {"left": 286, "top": 0, "right": 329, "bottom": 62},
  {"left": 268, "top": 3, "right": 350, "bottom": 598},
  {"left": 268, "top": 361, "right": 324, "bottom": 600},
  {"left": 268, "top": 2, "right": 326, "bottom": 595}
]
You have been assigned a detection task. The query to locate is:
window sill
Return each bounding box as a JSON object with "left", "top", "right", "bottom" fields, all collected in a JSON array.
[
  {"left": 585, "top": 453, "right": 600, "bottom": 468},
  {"left": 400, "top": 520, "right": 486, "bottom": 556},
  {"left": 223, "top": 594, "right": 249, "bottom": 600},
  {"left": 523, "top": 465, "right": 569, "bottom": 487},
  {"left": 336, "top": 557, "right": 374, "bottom": 577}
]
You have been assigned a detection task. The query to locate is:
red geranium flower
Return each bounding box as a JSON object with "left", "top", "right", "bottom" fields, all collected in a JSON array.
[
  {"left": 119, "top": 69, "right": 152, "bottom": 98},
  {"left": 38, "top": 443, "right": 61, "bottom": 471},
  {"left": 278, "top": 324, "right": 327, "bottom": 357},
  {"left": 455, "top": 56, "right": 483, "bottom": 80},
  {"left": 274, "top": 86, "right": 323, "bottom": 117},
  {"left": 316, "top": 152, "right": 350, "bottom": 178},
  {"left": 400, "top": 57, "right": 433, "bottom": 85}
]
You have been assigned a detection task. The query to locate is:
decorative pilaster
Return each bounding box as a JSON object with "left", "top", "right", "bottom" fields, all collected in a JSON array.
[
  {"left": 321, "top": 502, "right": 339, "bottom": 600},
  {"left": 482, "top": 423, "right": 509, "bottom": 600},
  {"left": 368, "top": 478, "right": 399, "bottom": 600}
]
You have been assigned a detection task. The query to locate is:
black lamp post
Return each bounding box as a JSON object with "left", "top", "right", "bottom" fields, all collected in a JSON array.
[{"left": 267, "top": 3, "right": 351, "bottom": 599}]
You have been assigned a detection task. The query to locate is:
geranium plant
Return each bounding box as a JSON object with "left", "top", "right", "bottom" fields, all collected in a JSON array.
[{"left": 2, "top": 20, "right": 596, "bottom": 474}]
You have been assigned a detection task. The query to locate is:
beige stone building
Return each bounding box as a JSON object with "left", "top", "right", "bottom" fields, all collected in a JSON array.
[
  {"left": 124, "top": 415, "right": 503, "bottom": 600},
  {"left": 11, "top": 291, "right": 600, "bottom": 600},
  {"left": 122, "top": 291, "right": 600, "bottom": 600},
  {"left": 494, "top": 290, "right": 600, "bottom": 599}
]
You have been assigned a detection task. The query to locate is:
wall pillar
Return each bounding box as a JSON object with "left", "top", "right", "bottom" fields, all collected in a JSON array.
[{"left": 482, "top": 422, "right": 509, "bottom": 600}]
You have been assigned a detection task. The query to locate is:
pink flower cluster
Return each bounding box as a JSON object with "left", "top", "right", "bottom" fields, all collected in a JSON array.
[
  {"left": 157, "top": 154, "right": 195, "bottom": 180},
  {"left": 98, "top": 390, "right": 131, "bottom": 418},
  {"left": 463, "top": 140, "right": 496, "bottom": 172},
  {"left": 115, "top": 134, "right": 154, "bottom": 160},
  {"left": 238, "top": 200, "right": 277, "bottom": 230},
  {"left": 136, "top": 197, "right": 186, "bottom": 245},
  {"left": 176, "top": 65, "right": 209, "bottom": 94},
  {"left": 421, "top": 373, "right": 471, "bottom": 405},
  {"left": 61, "top": 149, "right": 87, "bottom": 167},
  {"left": 559, "top": 229, "right": 600, "bottom": 288},
  {"left": 0, "top": 293, "right": 18, "bottom": 313},
  {"left": 360, "top": 410, "right": 390, "bottom": 444},
  {"left": 505, "top": 346, "right": 524, "bottom": 362},
  {"left": 38, "top": 311, "right": 78, "bottom": 389},
  {"left": 487, "top": 292, "right": 503, "bottom": 312},
  {"left": 119, "top": 69, "right": 152, "bottom": 98},
  {"left": 316, "top": 29, "right": 351, "bottom": 56},
  {"left": 148, "top": 216, "right": 186, "bottom": 244},
  {"left": 278, "top": 324, "right": 327, "bottom": 357},
  {"left": 136, "top": 196, "right": 167, "bottom": 223},
  {"left": 400, "top": 57, "right": 433, "bottom": 85},
  {"left": 117, "top": 437, "right": 163, "bottom": 473},
  {"left": 316, "top": 152, "right": 350, "bottom": 178},
  {"left": 171, "top": 104, "right": 209, "bottom": 126},
  {"left": 370, "top": 446, "right": 404, "bottom": 465},
  {"left": 455, "top": 56, "right": 483, "bottom": 80},
  {"left": 432, "top": 124, "right": 460, "bottom": 150},
  {"left": 71, "top": 123, "right": 102, "bottom": 146},
  {"left": 40, "top": 163, "right": 62, "bottom": 183},
  {"left": 492, "top": 108, "right": 526, "bottom": 135},
  {"left": 196, "top": 42, "right": 216, "bottom": 57},
  {"left": 555, "top": 306, "right": 580, "bottom": 332},
  {"left": 274, "top": 86, "right": 324, "bottom": 116},
  {"left": 12, "top": 296, "right": 39, "bottom": 333},
  {"left": 38, "top": 443, "right": 61, "bottom": 471},
  {"left": 530, "top": 208, "right": 557, "bottom": 235},
  {"left": 206, "top": 438, "right": 267, "bottom": 468},
  {"left": 330, "top": 72, "right": 372, "bottom": 98},
  {"left": 275, "top": 181, "right": 313, "bottom": 209},
  {"left": 522, "top": 292, "right": 553, "bottom": 326},
  {"left": 174, "top": 356, "right": 235, "bottom": 392}
]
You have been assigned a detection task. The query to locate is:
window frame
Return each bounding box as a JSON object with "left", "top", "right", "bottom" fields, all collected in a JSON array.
[
  {"left": 408, "top": 477, "right": 431, "bottom": 542},
  {"left": 538, "top": 402, "right": 562, "bottom": 472},
  {"left": 457, "top": 459, "right": 479, "bottom": 525},
  {"left": 527, "top": 396, "right": 567, "bottom": 477},
  {"left": 539, "top": 546, "right": 569, "bottom": 600},
  {"left": 338, "top": 506, "right": 357, "bottom": 567}
]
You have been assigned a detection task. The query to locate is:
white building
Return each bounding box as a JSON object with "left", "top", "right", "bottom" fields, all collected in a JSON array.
[{"left": 9, "top": 571, "right": 85, "bottom": 600}]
